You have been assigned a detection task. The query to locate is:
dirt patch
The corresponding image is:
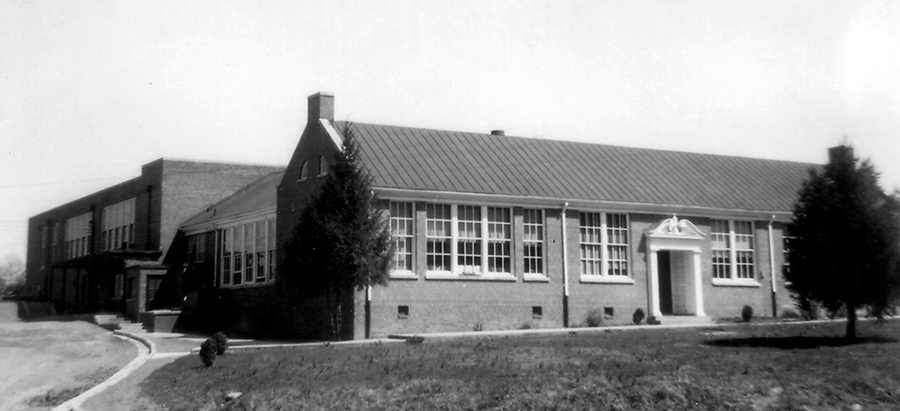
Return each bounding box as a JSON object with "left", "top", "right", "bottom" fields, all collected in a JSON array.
[{"left": 0, "top": 320, "right": 135, "bottom": 411}]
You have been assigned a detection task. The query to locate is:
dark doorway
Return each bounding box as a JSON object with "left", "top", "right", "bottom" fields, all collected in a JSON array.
[
  {"left": 657, "top": 251, "right": 673, "bottom": 315},
  {"left": 146, "top": 276, "right": 163, "bottom": 311}
]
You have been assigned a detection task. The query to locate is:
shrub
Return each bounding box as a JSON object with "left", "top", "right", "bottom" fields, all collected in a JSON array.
[
  {"left": 632, "top": 308, "right": 646, "bottom": 325},
  {"left": 212, "top": 331, "right": 229, "bottom": 355},
  {"left": 518, "top": 322, "right": 533, "bottom": 330},
  {"left": 406, "top": 335, "right": 425, "bottom": 344},
  {"left": 585, "top": 308, "right": 604, "bottom": 327},
  {"left": 473, "top": 323, "right": 483, "bottom": 332},
  {"left": 200, "top": 338, "right": 217, "bottom": 367},
  {"left": 780, "top": 309, "right": 801, "bottom": 319},
  {"left": 741, "top": 305, "right": 754, "bottom": 322}
]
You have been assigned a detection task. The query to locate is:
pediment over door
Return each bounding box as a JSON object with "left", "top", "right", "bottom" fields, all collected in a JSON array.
[{"left": 647, "top": 215, "right": 705, "bottom": 240}]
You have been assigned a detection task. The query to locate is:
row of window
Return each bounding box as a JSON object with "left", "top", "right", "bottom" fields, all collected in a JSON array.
[
  {"left": 297, "top": 155, "right": 328, "bottom": 182},
  {"left": 217, "top": 218, "right": 276, "bottom": 287},
  {"left": 65, "top": 213, "right": 92, "bottom": 259},
  {"left": 388, "top": 203, "right": 762, "bottom": 282},
  {"left": 102, "top": 198, "right": 136, "bottom": 251}
]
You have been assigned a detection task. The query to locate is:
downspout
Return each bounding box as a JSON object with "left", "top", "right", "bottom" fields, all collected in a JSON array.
[
  {"left": 365, "top": 285, "right": 371, "bottom": 339},
  {"left": 768, "top": 217, "right": 777, "bottom": 318},
  {"left": 561, "top": 202, "right": 570, "bottom": 328}
]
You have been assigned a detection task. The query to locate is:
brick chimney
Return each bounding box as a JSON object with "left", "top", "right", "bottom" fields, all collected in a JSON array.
[
  {"left": 308, "top": 92, "right": 334, "bottom": 122},
  {"left": 490, "top": 130, "right": 505, "bottom": 136},
  {"left": 828, "top": 145, "right": 853, "bottom": 165}
]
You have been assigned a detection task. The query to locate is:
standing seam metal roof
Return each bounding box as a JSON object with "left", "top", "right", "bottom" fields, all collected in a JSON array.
[{"left": 336, "top": 121, "right": 815, "bottom": 213}]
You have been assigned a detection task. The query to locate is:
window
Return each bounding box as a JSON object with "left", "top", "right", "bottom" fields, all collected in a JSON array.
[
  {"left": 40, "top": 226, "right": 48, "bottom": 269},
  {"left": 102, "top": 198, "right": 136, "bottom": 251},
  {"left": 218, "top": 218, "right": 276, "bottom": 287},
  {"left": 318, "top": 155, "right": 328, "bottom": 176},
  {"left": 255, "top": 221, "right": 266, "bottom": 283},
  {"left": 114, "top": 274, "right": 124, "bottom": 299},
  {"left": 298, "top": 160, "right": 309, "bottom": 182},
  {"left": 390, "top": 202, "right": 414, "bottom": 272},
  {"left": 425, "top": 204, "right": 514, "bottom": 278},
  {"left": 523, "top": 209, "right": 544, "bottom": 275},
  {"left": 457, "top": 205, "right": 482, "bottom": 274},
  {"left": 426, "top": 204, "right": 452, "bottom": 271},
  {"left": 267, "top": 220, "right": 276, "bottom": 281},
  {"left": 65, "top": 212, "right": 92, "bottom": 259},
  {"left": 486, "top": 207, "right": 511, "bottom": 273},
  {"left": 711, "top": 219, "right": 756, "bottom": 283},
  {"left": 580, "top": 212, "right": 630, "bottom": 279},
  {"left": 580, "top": 213, "right": 603, "bottom": 275},
  {"left": 188, "top": 234, "right": 205, "bottom": 263},
  {"left": 711, "top": 220, "right": 731, "bottom": 279},
  {"left": 606, "top": 213, "right": 628, "bottom": 276}
]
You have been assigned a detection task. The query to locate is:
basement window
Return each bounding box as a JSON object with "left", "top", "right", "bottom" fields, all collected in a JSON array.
[
  {"left": 398, "top": 305, "right": 409, "bottom": 319},
  {"left": 604, "top": 307, "right": 614, "bottom": 318},
  {"left": 532, "top": 306, "right": 543, "bottom": 320}
]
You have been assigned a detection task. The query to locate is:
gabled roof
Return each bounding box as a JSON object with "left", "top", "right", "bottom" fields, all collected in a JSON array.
[
  {"left": 181, "top": 170, "right": 285, "bottom": 229},
  {"left": 335, "top": 121, "right": 816, "bottom": 214}
]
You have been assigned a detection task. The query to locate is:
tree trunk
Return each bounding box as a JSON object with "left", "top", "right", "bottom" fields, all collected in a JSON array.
[
  {"left": 325, "top": 286, "right": 336, "bottom": 341},
  {"left": 845, "top": 303, "right": 857, "bottom": 340}
]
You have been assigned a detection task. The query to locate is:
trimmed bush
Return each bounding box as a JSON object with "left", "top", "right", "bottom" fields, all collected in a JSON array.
[
  {"left": 632, "top": 308, "right": 646, "bottom": 325},
  {"left": 585, "top": 308, "right": 604, "bottom": 327},
  {"left": 200, "top": 338, "right": 217, "bottom": 367},
  {"left": 741, "top": 305, "right": 754, "bottom": 322},
  {"left": 406, "top": 335, "right": 425, "bottom": 344},
  {"left": 212, "top": 331, "right": 229, "bottom": 355}
]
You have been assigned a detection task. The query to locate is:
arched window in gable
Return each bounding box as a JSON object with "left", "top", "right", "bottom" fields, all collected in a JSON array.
[
  {"left": 318, "top": 155, "right": 328, "bottom": 177},
  {"left": 298, "top": 159, "right": 308, "bottom": 182}
]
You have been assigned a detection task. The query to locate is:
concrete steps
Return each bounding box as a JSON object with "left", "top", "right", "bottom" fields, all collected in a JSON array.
[{"left": 94, "top": 313, "right": 149, "bottom": 333}]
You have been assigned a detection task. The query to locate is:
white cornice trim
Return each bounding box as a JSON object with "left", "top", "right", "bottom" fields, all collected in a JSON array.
[
  {"left": 373, "top": 187, "right": 793, "bottom": 222},
  {"left": 320, "top": 119, "right": 344, "bottom": 151},
  {"left": 182, "top": 207, "right": 276, "bottom": 235}
]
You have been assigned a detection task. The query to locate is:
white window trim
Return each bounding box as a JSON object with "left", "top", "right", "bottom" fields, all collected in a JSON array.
[
  {"left": 579, "top": 211, "right": 634, "bottom": 284},
  {"left": 711, "top": 219, "right": 761, "bottom": 287},
  {"left": 217, "top": 216, "right": 277, "bottom": 289},
  {"left": 522, "top": 209, "right": 547, "bottom": 281},
  {"left": 317, "top": 155, "right": 328, "bottom": 177},
  {"left": 424, "top": 204, "right": 516, "bottom": 281},
  {"left": 389, "top": 202, "right": 417, "bottom": 279}
]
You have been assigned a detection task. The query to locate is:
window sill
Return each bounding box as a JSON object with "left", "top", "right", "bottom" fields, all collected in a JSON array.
[
  {"left": 220, "top": 281, "right": 276, "bottom": 289},
  {"left": 580, "top": 275, "right": 635, "bottom": 285},
  {"left": 425, "top": 272, "right": 517, "bottom": 282},
  {"left": 389, "top": 271, "right": 418, "bottom": 280},
  {"left": 297, "top": 177, "right": 307, "bottom": 183},
  {"left": 523, "top": 274, "right": 550, "bottom": 282},
  {"left": 712, "top": 279, "right": 761, "bottom": 288},
  {"left": 317, "top": 173, "right": 327, "bottom": 178}
]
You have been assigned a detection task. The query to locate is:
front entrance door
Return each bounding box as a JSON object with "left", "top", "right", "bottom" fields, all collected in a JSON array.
[{"left": 657, "top": 250, "right": 673, "bottom": 315}]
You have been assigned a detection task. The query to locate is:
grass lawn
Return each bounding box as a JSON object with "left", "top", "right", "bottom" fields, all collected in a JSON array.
[{"left": 143, "top": 319, "right": 900, "bottom": 411}]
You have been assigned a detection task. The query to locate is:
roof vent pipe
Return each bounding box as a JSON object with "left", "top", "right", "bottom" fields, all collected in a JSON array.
[{"left": 490, "top": 130, "right": 505, "bottom": 136}]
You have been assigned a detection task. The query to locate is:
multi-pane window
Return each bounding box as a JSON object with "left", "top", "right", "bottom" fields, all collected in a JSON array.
[
  {"left": 580, "top": 212, "right": 630, "bottom": 277},
  {"left": 425, "top": 203, "right": 514, "bottom": 277},
  {"left": 318, "top": 155, "right": 328, "bottom": 176},
  {"left": 426, "top": 204, "right": 452, "bottom": 271},
  {"left": 712, "top": 220, "right": 756, "bottom": 281},
  {"left": 298, "top": 160, "right": 309, "bottom": 182},
  {"left": 102, "top": 198, "right": 136, "bottom": 251},
  {"left": 114, "top": 273, "right": 124, "bottom": 299},
  {"left": 606, "top": 213, "right": 629, "bottom": 276},
  {"left": 40, "top": 226, "right": 48, "bottom": 269},
  {"left": 486, "top": 207, "right": 511, "bottom": 273},
  {"left": 523, "top": 209, "right": 544, "bottom": 275},
  {"left": 580, "top": 213, "right": 603, "bottom": 275},
  {"left": 711, "top": 220, "right": 731, "bottom": 279},
  {"left": 457, "top": 205, "right": 482, "bottom": 274},
  {"left": 188, "top": 234, "right": 205, "bottom": 263},
  {"left": 65, "top": 212, "right": 92, "bottom": 259},
  {"left": 255, "top": 221, "right": 266, "bottom": 283},
  {"left": 267, "top": 221, "right": 276, "bottom": 281},
  {"left": 217, "top": 218, "right": 277, "bottom": 287},
  {"left": 783, "top": 233, "right": 794, "bottom": 276},
  {"left": 733, "top": 222, "right": 754, "bottom": 279},
  {"left": 390, "top": 202, "right": 414, "bottom": 272}
]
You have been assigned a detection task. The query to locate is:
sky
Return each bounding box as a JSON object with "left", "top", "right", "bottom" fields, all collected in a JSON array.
[{"left": 1, "top": 0, "right": 898, "bottom": 265}]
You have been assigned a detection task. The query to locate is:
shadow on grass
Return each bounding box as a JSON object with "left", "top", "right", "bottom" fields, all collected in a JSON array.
[{"left": 703, "top": 335, "right": 897, "bottom": 349}]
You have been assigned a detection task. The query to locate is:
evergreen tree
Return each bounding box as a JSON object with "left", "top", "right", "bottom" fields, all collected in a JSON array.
[
  {"left": 786, "top": 144, "right": 900, "bottom": 340},
  {"left": 281, "top": 124, "right": 393, "bottom": 340}
]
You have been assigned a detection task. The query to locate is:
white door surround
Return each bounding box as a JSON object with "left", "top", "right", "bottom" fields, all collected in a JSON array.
[{"left": 646, "top": 216, "right": 706, "bottom": 318}]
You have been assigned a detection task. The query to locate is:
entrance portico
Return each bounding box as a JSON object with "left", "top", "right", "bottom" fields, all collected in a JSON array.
[{"left": 646, "top": 216, "right": 706, "bottom": 318}]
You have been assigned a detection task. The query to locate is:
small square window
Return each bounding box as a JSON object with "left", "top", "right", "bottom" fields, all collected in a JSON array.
[
  {"left": 604, "top": 307, "right": 614, "bottom": 318},
  {"left": 532, "top": 306, "right": 543, "bottom": 319},
  {"left": 398, "top": 305, "right": 409, "bottom": 319}
]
